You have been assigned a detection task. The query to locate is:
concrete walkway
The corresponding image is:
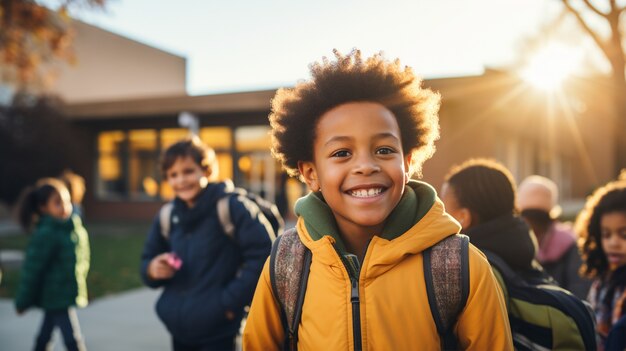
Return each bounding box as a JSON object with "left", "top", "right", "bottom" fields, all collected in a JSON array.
[{"left": 0, "top": 288, "right": 170, "bottom": 350}]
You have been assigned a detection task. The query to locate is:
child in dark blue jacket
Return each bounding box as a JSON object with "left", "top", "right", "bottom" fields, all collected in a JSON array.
[{"left": 140, "top": 137, "right": 274, "bottom": 351}]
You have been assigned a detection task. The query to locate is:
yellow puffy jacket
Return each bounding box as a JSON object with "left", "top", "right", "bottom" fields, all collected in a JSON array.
[{"left": 243, "top": 183, "right": 512, "bottom": 351}]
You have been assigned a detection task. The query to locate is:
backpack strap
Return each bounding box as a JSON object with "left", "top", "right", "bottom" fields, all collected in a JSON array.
[
  {"left": 269, "top": 228, "right": 312, "bottom": 351},
  {"left": 159, "top": 202, "right": 174, "bottom": 240},
  {"left": 217, "top": 195, "right": 235, "bottom": 239},
  {"left": 161, "top": 194, "right": 241, "bottom": 242},
  {"left": 423, "top": 234, "right": 470, "bottom": 350},
  {"left": 481, "top": 250, "right": 520, "bottom": 285}
]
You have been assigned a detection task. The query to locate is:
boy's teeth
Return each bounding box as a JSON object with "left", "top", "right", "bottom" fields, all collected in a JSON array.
[{"left": 350, "top": 188, "right": 383, "bottom": 197}]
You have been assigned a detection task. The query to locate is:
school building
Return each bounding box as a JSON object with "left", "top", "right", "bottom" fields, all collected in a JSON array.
[{"left": 18, "top": 21, "right": 624, "bottom": 221}]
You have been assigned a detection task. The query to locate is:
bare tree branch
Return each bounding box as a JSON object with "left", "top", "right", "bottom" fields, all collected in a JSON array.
[
  {"left": 561, "top": 0, "right": 612, "bottom": 59},
  {"left": 582, "top": 0, "right": 608, "bottom": 17},
  {"left": 557, "top": 0, "right": 626, "bottom": 177}
]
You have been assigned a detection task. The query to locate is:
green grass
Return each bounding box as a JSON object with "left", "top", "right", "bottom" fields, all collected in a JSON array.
[{"left": 0, "top": 221, "right": 151, "bottom": 301}]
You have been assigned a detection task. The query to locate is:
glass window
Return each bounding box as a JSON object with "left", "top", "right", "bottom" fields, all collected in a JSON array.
[
  {"left": 216, "top": 152, "right": 233, "bottom": 181},
  {"left": 200, "top": 127, "right": 232, "bottom": 149},
  {"left": 161, "top": 128, "right": 192, "bottom": 149},
  {"left": 235, "top": 126, "right": 270, "bottom": 152},
  {"left": 95, "top": 127, "right": 236, "bottom": 202},
  {"left": 97, "top": 131, "right": 126, "bottom": 199},
  {"left": 128, "top": 130, "right": 158, "bottom": 200},
  {"left": 201, "top": 127, "right": 233, "bottom": 181},
  {"left": 234, "top": 126, "right": 284, "bottom": 205}
]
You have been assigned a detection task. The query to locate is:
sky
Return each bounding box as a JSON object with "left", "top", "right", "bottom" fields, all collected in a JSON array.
[{"left": 74, "top": 0, "right": 562, "bottom": 96}]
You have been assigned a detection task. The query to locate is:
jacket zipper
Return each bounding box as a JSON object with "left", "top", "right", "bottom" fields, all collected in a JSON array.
[
  {"left": 344, "top": 254, "right": 362, "bottom": 351},
  {"left": 350, "top": 276, "right": 362, "bottom": 351}
]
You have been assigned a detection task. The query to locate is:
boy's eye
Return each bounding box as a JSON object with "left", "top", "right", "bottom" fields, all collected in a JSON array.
[
  {"left": 331, "top": 150, "right": 351, "bottom": 158},
  {"left": 601, "top": 230, "right": 611, "bottom": 239},
  {"left": 376, "top": 147, "right": 396, "bottom": 155}
]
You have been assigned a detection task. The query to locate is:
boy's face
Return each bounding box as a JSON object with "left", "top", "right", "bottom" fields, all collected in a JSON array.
[
  {"left": 299, "top": 102, "right": 410, "bottom": 237},
  {"left": 166, "top": 156, "right": 210, "bottom": 208}
]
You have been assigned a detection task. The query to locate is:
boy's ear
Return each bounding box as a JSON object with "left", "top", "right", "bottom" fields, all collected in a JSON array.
[
  {"left": 457, "top": 208, "right": 473, "bottom": 229},
  {"left": 204, "top": 165, "right": 213, "bottom": 179},
  {"left": 404, "top": 153, "right": 413, "bottom": 184},
  {"left": 198, "top": 166, "right": 212, "bottom": 187},
  {"left": 298, "top": 161, "right": 320, "bottom": 192}
]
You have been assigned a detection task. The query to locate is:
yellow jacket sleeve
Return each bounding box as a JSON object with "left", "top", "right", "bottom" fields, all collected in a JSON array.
[{"left": 243, "top": 259, "right": 285, "bottom": 351}]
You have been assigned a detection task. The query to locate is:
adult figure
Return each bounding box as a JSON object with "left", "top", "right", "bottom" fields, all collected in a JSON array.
[{"left": 518, "top": 175, "right": 591, "bottom": 299}]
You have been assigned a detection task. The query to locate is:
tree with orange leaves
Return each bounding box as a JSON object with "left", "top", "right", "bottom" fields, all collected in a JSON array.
[{"left": 0, "top": 0, "right": 105, "bottom": 90}]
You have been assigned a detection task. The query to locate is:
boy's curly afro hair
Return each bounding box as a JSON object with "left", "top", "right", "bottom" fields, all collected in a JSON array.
[
  {"left": 575, "top": 177, "right": 626, "bottom": 278},
  {"left": 269, "top": 49, "right": 440, "bottom": 180}
]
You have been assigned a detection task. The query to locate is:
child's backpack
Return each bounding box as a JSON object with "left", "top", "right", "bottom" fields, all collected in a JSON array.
[
  {"left": 483, "top": 250, "right": 597, "bottom": 351},
  {"left": 270, "top": 228, "right": 470, "bottom": 351},
  {"left": 159, "top": 188, "right": 285, "bottom": 240}
]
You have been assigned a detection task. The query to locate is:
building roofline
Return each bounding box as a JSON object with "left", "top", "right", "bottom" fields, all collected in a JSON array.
[
  {"left": 63, "top": 89, "right": 277, "bottom": 119},
  {"left": 62, "top": 70, "right": 518, "bottom": 120},
  {"left": 73, "top": 19, "right": 187, "bottom": 61}
]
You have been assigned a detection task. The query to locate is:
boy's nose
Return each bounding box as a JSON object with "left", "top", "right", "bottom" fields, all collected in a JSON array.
[
  {"left": 171, "top": 176, "right": 184, "bottom": 185},
  {"left": 353, "top": 160, "right": 381, "bottom": 175}
]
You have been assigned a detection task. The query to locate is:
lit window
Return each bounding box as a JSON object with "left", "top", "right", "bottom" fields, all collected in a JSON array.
[
  {"left": 128, "top": 130, "right": 158, "bottom": 200},
  {"left": 97, "top": 131, "right": 125, "bottom": 199},
  {"left": 161, "top": 128, "right": 191, "bottom": 149},
  {"left": 200, "top": 127, "right": 233, "bottom": 181},
  {"left": 235, "top": 126, "right": 270, "bottom": 152},
  {"left": 200, "top": 127, "right": 232, "bottom": 149},
  {"left": 95, "top": 127, "right": 237, "bottom": 202},
  {"left": 234, "top": 126, "right": 285, "bottom": 207}
]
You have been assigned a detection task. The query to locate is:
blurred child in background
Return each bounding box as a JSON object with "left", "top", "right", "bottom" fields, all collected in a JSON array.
[
  {"left": 140, "top": 137, "right": 273, "bottom": 351},
  {"left": 577, "top": 176, "right": 626, "bottom": 350},
  {"left": 15, "top": 178, "right": 90, "bottom": 351},
  {"left": 440, "top": 159, "right": 537, "bottom": 278},
  {"left": 59, "top": 169, "right": 86, "bottom": 219},
  {"left": 518, "top": 175, "right": 591, "bottom": 299}
]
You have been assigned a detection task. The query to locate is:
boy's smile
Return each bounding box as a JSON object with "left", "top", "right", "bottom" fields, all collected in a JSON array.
[
  {"left": 166, "top": 156, "right": 210, "bottom": 208},
  {"left": 299, "top": 102, "right": 410, "bottom": 238}
]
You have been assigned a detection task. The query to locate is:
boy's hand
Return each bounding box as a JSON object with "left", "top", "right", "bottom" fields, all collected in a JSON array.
[{"left": 148, "top": 253, "right": 177, "bottom": 280}]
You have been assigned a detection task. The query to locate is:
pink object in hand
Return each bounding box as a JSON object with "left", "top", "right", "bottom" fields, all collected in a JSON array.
[{"left": 167, "top": 252, "right": 183, "bottom": 270}]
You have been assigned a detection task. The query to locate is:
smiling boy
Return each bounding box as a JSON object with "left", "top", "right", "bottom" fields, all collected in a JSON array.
[
  {"left": 242, "top": 50, "right": 512, "bottom": 350},
  {"left": 140, "top": 138, "right": 274, "bottom": 351}
]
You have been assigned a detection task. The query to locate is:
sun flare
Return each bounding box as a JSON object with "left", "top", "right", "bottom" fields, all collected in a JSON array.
[{"left": 520, "top": 43, "right": 583, "bottom": 91}]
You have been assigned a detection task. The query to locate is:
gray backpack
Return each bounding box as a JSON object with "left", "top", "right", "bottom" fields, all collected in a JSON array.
[
  {"left": 270, "top": 228, "right": 469, "bottom": 350},
  {"left": 159, "top": 190, "right": 284, "bottom": 240}
]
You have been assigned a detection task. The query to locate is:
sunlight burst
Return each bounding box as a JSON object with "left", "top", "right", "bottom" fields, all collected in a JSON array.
[{"left": 520, "top": 43, "right": 583, "bottom": 91}]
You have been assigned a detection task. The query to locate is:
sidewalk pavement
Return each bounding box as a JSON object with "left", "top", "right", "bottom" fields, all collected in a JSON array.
[{"left": 0, "top": 287, "right": 170, "bottom": 350}]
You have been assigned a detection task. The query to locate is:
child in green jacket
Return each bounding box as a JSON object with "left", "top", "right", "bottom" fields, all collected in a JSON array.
[{"left": 15, "top": 178, "right": 90, "bottom": 351}]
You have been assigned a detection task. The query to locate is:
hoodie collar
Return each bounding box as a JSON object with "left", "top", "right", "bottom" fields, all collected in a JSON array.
[
  {"left": 294, "top": 180, "right": 438, "bottom": 255},
  {"left": 173, "top": 180, "right": 234, "bottom": 229},
  {"left": 465, "top": 214, "right": 538, "bottom": 271}
]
